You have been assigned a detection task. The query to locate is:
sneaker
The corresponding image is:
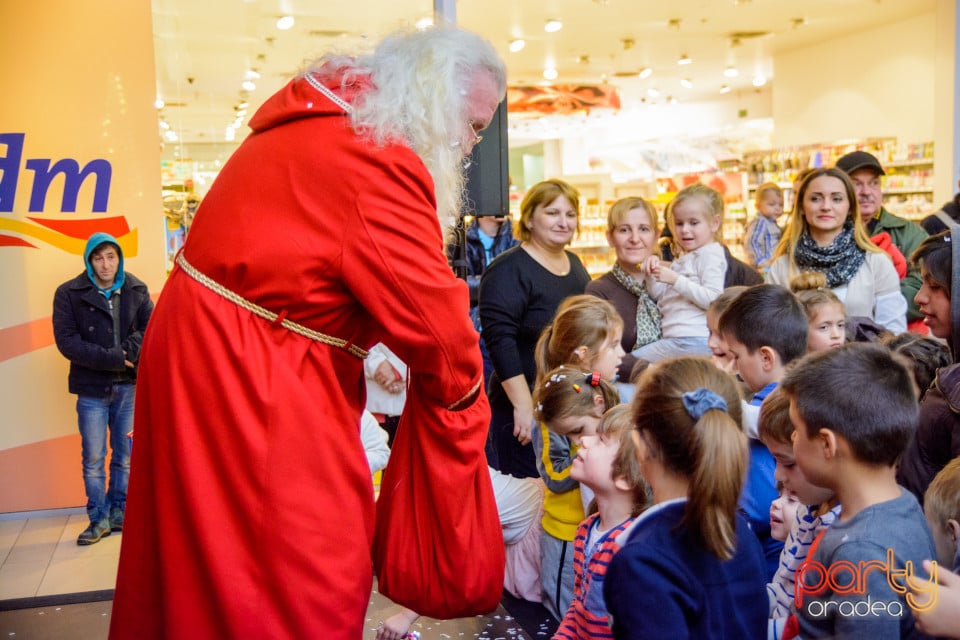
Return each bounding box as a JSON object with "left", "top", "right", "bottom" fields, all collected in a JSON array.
[
  {"left": 77, "top": 519, "right": 111, "bottom": 545},
  {"left": 109, "top": 506, "right": 124, "bottom": 532}
]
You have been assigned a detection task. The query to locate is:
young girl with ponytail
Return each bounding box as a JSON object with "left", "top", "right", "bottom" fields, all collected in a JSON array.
[
  {"left": 530, "top": 294, "right": 625, "bottom": 620},
  {"left": 603, "top": 357, "right": 768, "bottom": 638}
]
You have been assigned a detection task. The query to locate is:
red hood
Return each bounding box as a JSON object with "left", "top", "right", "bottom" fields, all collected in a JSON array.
[{"left": 248, "top": 68, "right": 373, "bottom": 133}]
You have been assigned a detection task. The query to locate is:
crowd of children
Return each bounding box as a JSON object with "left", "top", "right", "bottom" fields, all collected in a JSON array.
[{"left": 368, "top": 181, "right": 960, "bottom": 639}]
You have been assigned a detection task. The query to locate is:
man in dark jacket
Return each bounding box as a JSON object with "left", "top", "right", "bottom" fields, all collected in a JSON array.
[
  {"left": 52, "top": 232, "right": 153, "bottom": 545},
  {"left": 450, "top": 214, "right": 517, "bottom": 382}
]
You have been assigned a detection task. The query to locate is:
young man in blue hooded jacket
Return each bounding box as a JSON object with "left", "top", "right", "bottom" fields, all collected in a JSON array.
[{"left": 52, "top": 232, "right": 153, "bottom": 544}]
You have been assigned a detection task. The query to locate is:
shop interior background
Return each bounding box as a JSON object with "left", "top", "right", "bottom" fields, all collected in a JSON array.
[{"left": 154, "top": 0, "right": 956, "bottom": 273}]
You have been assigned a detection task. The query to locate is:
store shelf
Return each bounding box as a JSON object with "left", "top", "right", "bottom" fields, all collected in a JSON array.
[
  {"left": 884, "top": 187, "right": 933, "bottom": 195},
  {"left": 886, "top": 159, "right": 934, "bottom": 169}
]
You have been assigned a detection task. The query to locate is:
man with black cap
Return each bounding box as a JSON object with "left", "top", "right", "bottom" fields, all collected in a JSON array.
[
  {"left": 52, "top": 232, "right": 153, "bottom": 545},
  {"left": 836, "top": 150, "right": 928, "bottom": 328}
]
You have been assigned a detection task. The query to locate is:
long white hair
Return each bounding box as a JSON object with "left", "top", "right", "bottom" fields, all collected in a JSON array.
[{"left": 304, "top": 27, "right": 507, "bottom": 230}]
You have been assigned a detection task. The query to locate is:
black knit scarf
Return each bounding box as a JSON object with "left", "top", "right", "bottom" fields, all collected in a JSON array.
[{"left": 793, "top": 220, "right": 866, "bottom": 288}]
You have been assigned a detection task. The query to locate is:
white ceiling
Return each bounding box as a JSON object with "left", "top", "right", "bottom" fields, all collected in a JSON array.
[{"left": 152, "top": 0, "right": 935, "bottom": 154}]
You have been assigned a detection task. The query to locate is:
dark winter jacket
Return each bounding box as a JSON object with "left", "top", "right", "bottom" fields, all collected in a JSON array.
[
  {"left": 920, "top": 193, "right": 960, "bottom": 236},
  {"left": 52, "top": 235, "right": 153, "bottom": 397},
  {"left": 898, "top": 364, "right": 960, "bottom": 504},
  {"left": 462, "top": 218, "right": 518, "bottom": 307}
]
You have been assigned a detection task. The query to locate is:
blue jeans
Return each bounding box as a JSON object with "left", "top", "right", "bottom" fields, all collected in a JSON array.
[{"left": 77, "top": 384, "right": 134, "bottom": 523}]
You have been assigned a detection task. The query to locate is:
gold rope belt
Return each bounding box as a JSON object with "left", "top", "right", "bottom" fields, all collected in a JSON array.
[{"left": 175, "top": 252, "right": 368, "bottom": 359}]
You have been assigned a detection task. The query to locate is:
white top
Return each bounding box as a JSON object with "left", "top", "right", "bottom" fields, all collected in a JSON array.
[
  {"left": 766, "top": 251, "right": 907, "bottom": 333},
  {"left": 646, "top": 242, "right": 727, "bottom": 338},
  {"left": 363, "top": 342, "right": 407, "bottom": 416},
  {"left": 488, "top": 467, "right": 544, "bottom": 545},
  {"left": 360, "top": 410, "right": 390, "bottom": 474}
]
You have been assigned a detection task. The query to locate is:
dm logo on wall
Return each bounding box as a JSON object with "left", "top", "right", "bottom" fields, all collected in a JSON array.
[{"left": 0, "top": 133, "right": 137, "bottom": 257}]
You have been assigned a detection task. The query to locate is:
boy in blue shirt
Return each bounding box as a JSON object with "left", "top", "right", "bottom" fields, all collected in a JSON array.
[{"left": 718, "top": 284, "right": 809, "bottom": 579}]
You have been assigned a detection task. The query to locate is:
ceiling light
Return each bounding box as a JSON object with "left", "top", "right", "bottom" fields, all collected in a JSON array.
[
  {"left": 752, "top": 74, "right": 767, "bottom": 87},
  {"left": 245, "top": 69, "right": 261, "bottom": 80},
  {"left": 543, "top": 67, "right": 558, "bottom": 80},
  {"left": 153, "top": 98, "right": 165, "bottom": 109},
  {"left": 241, "top": 80, "right": 256, "bottom": 92},
  {"left": 159, "top": 120, "right": 170, "bottom": 130},
  {"left": 415, "top": 17, "right": 433, "bottom": 30},
  {"left": 667, "top": 96, "right": 677, "bottom": 104},
  {"left": 719, "top": 84, "right": 731, "bottom": 94},
  {"left": 509, "top": 39, "right": 526, "bottom": 53},
  {"left": 647, "top": 87, "right": 660, "bottom": 98},
  {"left": 638, "top": 67, "right": 653, "bottom": 79},
  {"left": 544, "top": 19, "right": 563, "bottom": 33},
  {"left": 724, "top": 66, "right": 739, "bottom": 78},
  {"left": 680, "top": 78, "right": 693, "bottom": 89},
  {"left": 276, "top": 15, "right": 295, "bottom": 30},
  {"left": 678, "top": 54, "right": 692, "bottom": 65},
  {"left": 238, "top": 101, "right": 249, "bottom": 109}
]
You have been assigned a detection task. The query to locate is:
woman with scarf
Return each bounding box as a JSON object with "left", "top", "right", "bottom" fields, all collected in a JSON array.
[
  {"left": 586, "top": 197, "right": 662, "bottom": 401},
  {"left": 766, "top": 167, "right": 906, "bottom": 333}
]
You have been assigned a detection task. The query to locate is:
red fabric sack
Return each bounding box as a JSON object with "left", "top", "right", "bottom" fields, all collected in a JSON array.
[{"left": 372, "top": 373, "right": 505, "bottom": 619}]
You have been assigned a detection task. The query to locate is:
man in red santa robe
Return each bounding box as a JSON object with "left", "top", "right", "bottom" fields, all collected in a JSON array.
[{"left": 110, "top": 26, "right": 506, "bottom": 639}]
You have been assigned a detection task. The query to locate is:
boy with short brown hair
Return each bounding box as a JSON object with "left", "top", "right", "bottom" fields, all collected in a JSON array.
[{"left": 781, "top": 343, "right": 937, "bottom": 638}]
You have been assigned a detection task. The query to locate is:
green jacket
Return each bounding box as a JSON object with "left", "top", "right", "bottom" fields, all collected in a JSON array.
[{"left": 871, "top": 208, "right": 928, "bottom": 322}]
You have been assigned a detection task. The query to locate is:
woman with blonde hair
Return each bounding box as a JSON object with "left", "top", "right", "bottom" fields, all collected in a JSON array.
[
  {"left": 586, "top": 197, "right": 661, "bottom": 400},
  {"left": 766, "top": 167, "right": 906, "bottom": 333}
]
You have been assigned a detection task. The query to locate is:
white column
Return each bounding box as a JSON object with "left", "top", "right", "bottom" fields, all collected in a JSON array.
[
  {"left": 434, "top": 0, "right": 456, "bottom": 25},
  {"left": 933, "top": 0, "right": 959, "bottom": 203}
]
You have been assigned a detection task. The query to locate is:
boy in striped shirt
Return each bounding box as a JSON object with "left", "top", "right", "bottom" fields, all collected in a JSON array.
[{"left": 555, "top": 405, "right": 649, "bottom": 638}]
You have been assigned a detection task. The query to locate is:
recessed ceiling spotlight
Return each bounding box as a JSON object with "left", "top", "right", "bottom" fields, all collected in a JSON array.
[
  {"left": 276, "top": 15, "right": 295, "bottom": 30},
  {"left": 678, "top": 53, "right": 692, "bottom": 65},
  {"left": 415, "top": 17, "right": 433, "bottom": 30},
  {"left": 238, "top": 102, "right": 249, "bottom": 109},
  {"left": 245, "top": 69, "right": 261, "bottom": 80},
  {"left": 242, "top": 80, "right": 256, "bottom": 92},
  {"left": 544, "top": 19, "right": 563, "bottom": 33},
  {"left": 159, "top": 120, "right": 170, "bottom": 130},
  {"left": 752, "top": 74, "right": 767, "bottom": 87},
  {"left": 724, "top": 66, "right": 739, "bottom": 78},
  {"left": 638, "top": 67, "right": 653, "bottom": 79},
  {"left": 680, "top": 78, "right": 693, "bottom": 89},
  {"left": 543, "top": 67, "right": 559, "bottom": 80},
  {"left": 667, "top": 96, "right": 678, "bottom": 104},
  {"left": 509, "top": 39, "right": 526, "bottom": 53},
  {"left": 153, "top": 98, "right": 165, "bottom": 110},
  {"left": 719, "top": 84, "right": 731, "bottom": 94},
  {"left": 647, "top": 87, "right": 660, "bottom": 98}
]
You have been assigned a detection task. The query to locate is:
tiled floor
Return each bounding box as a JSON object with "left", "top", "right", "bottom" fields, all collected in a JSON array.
[
  {"left": 0, "top": 509, "right": 553, "bottom": 639},
  {"left": 0, "top": 509, "right": 118, "bottom": 601}
]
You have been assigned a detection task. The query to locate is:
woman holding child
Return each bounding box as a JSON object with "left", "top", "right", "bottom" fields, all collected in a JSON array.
[
  {"left": 586, "top": 197, "right": 662, "bottom": 399},
  {"left": 766, "top": 167, "right": 907, "bottom": 333}
]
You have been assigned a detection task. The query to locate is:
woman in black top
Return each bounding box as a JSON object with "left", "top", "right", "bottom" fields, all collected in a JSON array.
[{"left": 479, "top": 179, "right": 591, "bottom": 477}]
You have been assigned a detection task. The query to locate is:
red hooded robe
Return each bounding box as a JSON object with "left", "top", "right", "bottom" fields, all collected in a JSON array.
[{"left": 110, "top": 72, "right": 502, "bottom": 639}]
